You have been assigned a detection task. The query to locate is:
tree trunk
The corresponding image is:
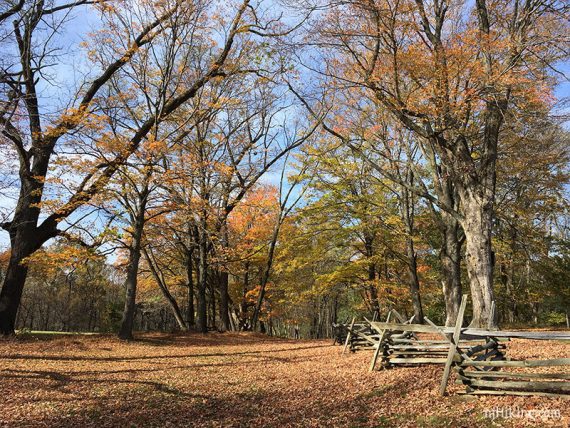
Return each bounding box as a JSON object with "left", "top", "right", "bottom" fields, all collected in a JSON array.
[
  {"left": 440, "top": 215, "right": 462, "bottom": 326},
  {"left": 209, "top": 277, "right": 216, "bottom": 329},
  {"left": 118, "top": 246, "right": 142, "bottom": 340},
  {"left": 460, "top": 192, "right": 496, "bottom": 328},
  {"left": 218, "top": 223, "right": 231, "bottom": 331},
  {"left": 143, "top": 248, "right": 188, "bottom": 331},
  {"left": 501, "top": 218, "right": 518, "bottom": 324},
  {"left": 0, "top": 241, "right": 33, "bottom": 335},
  {"left": 251, "top": 225, "right": 279, "bottom": 330},
  {"left": 186, "top": 251, "right": 195, "bottom": 328},
  {"left": 197, "top": 227, "right": 208, "bottom": 333},
  {"left": 455, "top": 95, "right": 505, "bottom": 329},
  {"left": 118, "top": 188, "right": 148, "bottom": 340},
  {"left": 0, "top": 165, "right": 52, "bottom": 335},
  {"left": 419, "top": 145, "right": 463, "bottom": 327},
  {"left": 406, "top": 237, "right": 424, "bottom": 323},
  {"left": 332, "top": 294, "right": 338, "bottom": 324},
  {"left": 363, "top": 236, "right": 380, "bottom": 315},
  {"left": 0, "top": 196, "right": 48, "bottom": 335},
  {"left": 400, "top": 169, "right": 424, "bottom": 323},
  {"left": 218, "top": 270, "right": 230, "bottom": 331},
  {"left": 367, "top": 261, "right": 381, "bottom": 315},
  {"left": 239, "top": 262, "right": 250, "bottom": 330},
  {"left": 500, "top": 261, "right": 516, "bottom": 324},
  {"left": 160, "top": 287, "right": 187, "bottom": 331}
]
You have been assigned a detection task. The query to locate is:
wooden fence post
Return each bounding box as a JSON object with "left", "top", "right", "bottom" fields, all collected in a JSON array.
[
  {"left": 369, "top": 311, "right": 392, "bottom": 372},
  {"left": 439, "top": 294, "right": 468, "bottom": 396},
  {"left": 343, "top": 317, "right": 356, "bottom": 354}
]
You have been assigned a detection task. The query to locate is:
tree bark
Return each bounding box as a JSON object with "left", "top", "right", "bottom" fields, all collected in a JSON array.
[
  {"left": 218, "top": 223, "right": 231, "bottom": 331},
  {"left": 367, "top": 262, "right": 380, "bottom": 315},
  {"left": 251, "top": 223, "right": 280, "bottom": 330},
  {"left": 406, "top": 237, "right": 424, "bottom": 323},
  {"left": 0, "top": 239, "right": 33, "bottom": 335},
  {"left": 499, "top": 218, "right": 518, "bottom": 324},
  {"left": 117, "top": 174, "right": 152, "bottom": 340},
  {"left": 143, "top": 248, "right": 188, "bottom": 331},
  {"left": 420, "top": 144, "right": 464, "bottom": 326},
  {"left": 196, "top": 226, "right": 208, "bottom": 333},
  {"left": 218, "top": 270, "right": 230, "bottom": 331},
  {"left": 460, "top": 191, "right": 496, "bottom": 328},
  {"left": 363, "top": 236, "right": 380, "bottom": 315},
  {"left": 440, "top": 213, "right": 462, "bottom": 326},
  {"left": 118, "top": 199, "right": 147, "bottom": 340},
  {"left": 209, "top": 276, "right": 216, "bottom": 329},
  {"left": 239, "top": 262, "right": 250, "bottom": 330},
  {"left": 401, "top": 173, "right": 424, "bottom": 323},
  {"left": 0, "top": 176, "right": 51, "bottom": 335},
  {"left": 185, "top": 250, "right": 195, "bottom": 328}
]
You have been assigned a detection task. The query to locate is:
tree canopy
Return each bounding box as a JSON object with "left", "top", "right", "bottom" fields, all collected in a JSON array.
[{"left": 0, "top": 0, "right": 569, "bottom": 337}]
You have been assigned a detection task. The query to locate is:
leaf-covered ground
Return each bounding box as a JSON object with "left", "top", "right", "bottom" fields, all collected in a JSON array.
[{"left": 0, "top": 333, "right": 568, "bottom": 427}]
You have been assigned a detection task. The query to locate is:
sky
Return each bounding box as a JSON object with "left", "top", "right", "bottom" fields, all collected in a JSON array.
[
  {"left": 0, "top": 7, "right": 101, "bottom": 250},
  {"left": 554, "top": 61, "right": 570, "bottom": 129}
]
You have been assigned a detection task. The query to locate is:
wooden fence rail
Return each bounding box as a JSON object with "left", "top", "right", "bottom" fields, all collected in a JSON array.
[{"left": 346, "top": 295, "right": 570, "bottom": 398}]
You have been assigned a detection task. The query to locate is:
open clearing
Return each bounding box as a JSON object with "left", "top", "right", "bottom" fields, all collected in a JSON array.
[{"left": 1, "top": 333, "right": 568, "bottom": 427}]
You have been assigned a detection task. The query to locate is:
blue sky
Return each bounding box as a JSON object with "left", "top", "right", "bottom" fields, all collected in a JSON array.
[{"left": 554, "top": 61, "right": 570, "bottom": 129}]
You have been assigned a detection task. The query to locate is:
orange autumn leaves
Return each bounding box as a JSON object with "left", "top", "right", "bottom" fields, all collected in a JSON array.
[
  {"left": 322, "top": 0, "right": 561, "bottom": 127},
  {"left": 2, "top": 333, "right": 568, "bottom": 427},
  {"left": 228, "top": 186, "right": 280, "bottom": 259}
]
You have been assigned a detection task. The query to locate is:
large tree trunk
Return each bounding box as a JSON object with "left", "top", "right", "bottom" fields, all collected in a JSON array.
[
  {"left": 119, "top": 249, "right": 140, "bottom": 340},
  {"left": 460, "top": 191, "right": 496, "bottom": 328},
  {"left": 0, "top": 238, "right": 33, "bottom": 335},
  {"left": 454, "top": 93, "right": 505, "bottom": 329},
  {"left": 117, "top": 182, "right": 149, "bottom": 341},
  {"left": 0, "top": 176, "right": 49, "bottom": 335},
  {"left": 118, "top": 211, "right": 146, "bottom": 340},
  {"left": 117, "top": 246, "right": 141, "bottom": 340}
]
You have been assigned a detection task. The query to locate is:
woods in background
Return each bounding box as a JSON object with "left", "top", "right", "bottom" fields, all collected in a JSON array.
[{"left": 0, "top": 0, "right": 569, "bottom": 337}]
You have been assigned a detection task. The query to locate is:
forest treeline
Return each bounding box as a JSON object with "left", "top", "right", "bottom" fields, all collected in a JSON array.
[{"left": 0, "top": 0, "right": 569, "bottom": 338}]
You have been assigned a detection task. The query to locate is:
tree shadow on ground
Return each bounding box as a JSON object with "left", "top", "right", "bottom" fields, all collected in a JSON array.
[
  {"left": 1, "top": 352, "right": 309, "bottom": 380},
  {"left": 0, "top": 343, "right": 332, "bottom": 362},
  {"left": 14, "top": 368, "right": 479, "bottom": 428},
  {"left": 1, "top": 369, "right": 205, "bottom": 399}
]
